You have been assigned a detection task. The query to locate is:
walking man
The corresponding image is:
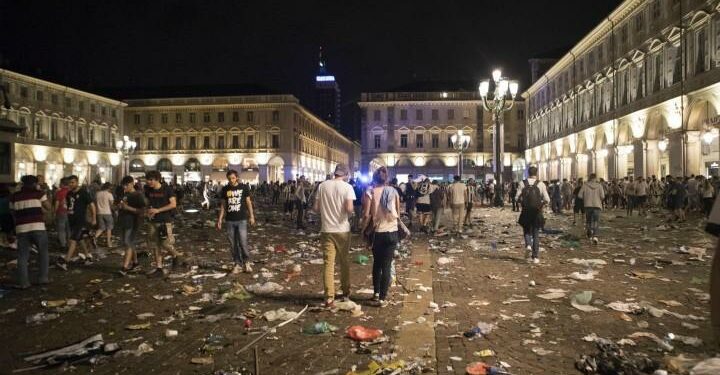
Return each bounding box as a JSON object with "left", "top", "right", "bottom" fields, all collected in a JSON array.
[
  {"left": 312, "top": 164, "right": 356, "bottom": 308},
  {"left": 117, "top": 176, "right": 146, "bottom": 275},
  {"left": 448, "top": 176, "right": 467, "bottom": 233},
  {"left": 53, "top": 177, "right": 70, "bottom": 250},
  {"left": 464, "top": 179, "right": 477, "bottom": 226},
  {"left": 94, "top": 182, "right": 115, "bottom": 248},
  {"left": 144, "top": 171, "right": 181, "bottom": 277},
  {"left": 516, "top": 166, "right": 550, "bottom": 264},
  {"left": 579, "top": 173, "right": 605, "bottom": 245},
  {"left": 10, "top": 175, "right": 51, "bottom": 289},
  {"left": 57, "top": 175, "right": 96, "bottom": 270},
  {"left": 217, "top": 170, "right": 256, "bottom": 274}
]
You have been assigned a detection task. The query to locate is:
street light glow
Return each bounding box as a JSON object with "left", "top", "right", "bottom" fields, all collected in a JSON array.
[
  {"left": 492, "top": 69, "right": 502, "bottom": 82},
  {"left": 479, "top": 81, "right": 489, "bottom": 97}
]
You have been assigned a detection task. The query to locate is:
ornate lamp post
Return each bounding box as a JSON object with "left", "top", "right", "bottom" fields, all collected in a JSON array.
[
  {"left": 115, "top": 135, "right": 137, "bottom": 177},
  {"left": 479, "top": 69, "right": 519, "bottom": 207},
  {"left": 450, "top": 130, "right": 471, "bottom": 177}
]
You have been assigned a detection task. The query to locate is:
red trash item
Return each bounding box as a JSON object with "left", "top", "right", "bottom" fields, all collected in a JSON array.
[
  {"left": 243, "top": 319, "right": 252, "bottom": 328},
  {"left": 274, "top": 245, "right": 286, "bottom": 253},
  {"left": 466, "top": 362, "right": 489, "bottom": 375},
  {"left": 346, "top": 325, "right": 383, "bottom": 341}
]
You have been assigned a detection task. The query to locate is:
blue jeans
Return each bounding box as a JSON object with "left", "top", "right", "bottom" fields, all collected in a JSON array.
[
  {"left": 226, "top": 220, "right": 249, "bottom": 265},
  {"left": 55, "top": 214, "right": 69, "bottom": 248},
  {"left": 372, "top": 231, "right": 398, "bottom": 300},
  {"left": 523, "top": 225, "right": 540, "bottom": 259},
  {"left": 17, "top": 230, "right": 49, "bottom": 287},
  {"left": 585, "top": 207, "right": 601, "bottom": 237}
]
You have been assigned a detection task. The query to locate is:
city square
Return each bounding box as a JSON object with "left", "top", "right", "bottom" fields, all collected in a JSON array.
[{"left": 1, "top": 0, "right": 720, "bottom": 374}]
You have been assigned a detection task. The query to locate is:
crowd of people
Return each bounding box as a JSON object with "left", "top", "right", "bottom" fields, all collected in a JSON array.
[{"left": 2, "top": 166, "right": 720, "bottom": 312}]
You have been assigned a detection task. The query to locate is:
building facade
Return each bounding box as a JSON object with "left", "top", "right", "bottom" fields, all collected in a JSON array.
[
  {"left": 359, "top": 90, "right": 526, "bottom": 182},
  {"left": 125, "top": 95, "right": 355, "bottom": 184},
  {"left": 0, "top": 69, "right": 126, "bottom": 186},
  {"left": 524, "top": 0, "right": 720, "bottom": 181}
]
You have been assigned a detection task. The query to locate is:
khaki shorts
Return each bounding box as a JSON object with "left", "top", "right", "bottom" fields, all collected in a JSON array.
[{"left": 147, "top": 222, "right": 175, "bottom": 252}]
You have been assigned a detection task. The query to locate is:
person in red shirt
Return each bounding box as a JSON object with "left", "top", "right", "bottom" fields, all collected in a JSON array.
[{"left": 53, "top": 178, "right": 70, "bottom": 250}]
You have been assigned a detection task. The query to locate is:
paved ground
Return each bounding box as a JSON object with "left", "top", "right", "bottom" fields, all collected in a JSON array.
[{"left": 0, "top": 199, "right": 717, "bottom": 374}]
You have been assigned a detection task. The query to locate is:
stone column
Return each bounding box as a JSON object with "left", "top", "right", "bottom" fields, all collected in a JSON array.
[
  {"left": 645, "top": 140, "right": 659, "bottom": 178},
  {"left": 607, "top": 146, "right": 618, "bottom": 180},
  {"left": 586, "top": 151, "right": 595, "bottom": 177},
  {"left": 595, "top": 151, "right": 607, "bottom": 180},
  {"left": 685, "top": 131, "right": 702, "bottom": 176},
  {"left": 633, "top": 140, "right": 647, "bottom": 178},
  {"left": 669, "top": 132, "right": 683, "bottom": 177}
]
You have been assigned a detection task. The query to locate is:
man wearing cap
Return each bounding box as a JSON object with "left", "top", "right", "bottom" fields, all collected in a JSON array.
[{"left": 312, "top": 164, "right": 356, "bottom": 307}]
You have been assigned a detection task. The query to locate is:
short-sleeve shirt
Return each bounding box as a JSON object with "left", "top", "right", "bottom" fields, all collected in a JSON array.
[
  {"left": 67, "top": 188, "right": 92, "bottom": 225},
  {"left": 54, "top": 187, "right": 68, "bottom": 215},
  {"left": 317, "top": 179, "right": 356, "bottom": 233},
  {"left": 10, "top": 188, "right": 47, "bottom": 233},
  {"left": 221, "top": 183, "right": 250, "bottom": 221},
  {"left": 95, "top": 190, "right": 114, "bottom": 215},
  {"left": 144, "top": 184, "right": 176, "bottom": 223},
  {"left": 118, "top": 191, "right": 146, "bottom": 229}
]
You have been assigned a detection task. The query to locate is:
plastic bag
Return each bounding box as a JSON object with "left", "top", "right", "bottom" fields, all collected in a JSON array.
[{"left": 346, "top": 325, "right": 383, "bottom": 341}]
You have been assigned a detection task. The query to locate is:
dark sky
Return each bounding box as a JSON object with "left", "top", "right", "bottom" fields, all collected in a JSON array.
[{"left": 1, "top": 0, "right": 622, "bottom": 138}]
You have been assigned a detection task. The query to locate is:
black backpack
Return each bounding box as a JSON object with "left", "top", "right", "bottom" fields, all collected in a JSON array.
[{"left": 521, "top": 180, "right": 543, "bottom": 210}]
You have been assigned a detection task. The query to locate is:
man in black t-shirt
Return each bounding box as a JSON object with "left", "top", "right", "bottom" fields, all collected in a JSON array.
[
  {"left": 57, "top": 175, "right": 96, "bottom": 271},
  {"left": 118, "top": 176, "right": 146, "bottom": 275},
  {"left": 217, "top": 170, "right": 255, "bottom": 274},
  {"left": 144, "top": 170, "right": 180, "bottom": 277}
]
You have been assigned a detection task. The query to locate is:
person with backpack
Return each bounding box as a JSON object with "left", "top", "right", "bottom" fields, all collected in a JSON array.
[
  {"left": 578, "top": 173, "right": 605, "bottom": 245},
  {"left": 516, "top": 166, "right": 550, "bottom": 264},
  {"left": 429, "top": 180, "right": 445, "bottom": 233},
  {"left": 414, "top": 177, "right": 433, "bottom": 232}
]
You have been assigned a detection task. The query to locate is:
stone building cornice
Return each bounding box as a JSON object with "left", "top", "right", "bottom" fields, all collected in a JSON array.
[
  {"left": 523, "top": 0, "right": 647, "bottom": 97},
  {"left": 0, "top": 69, "right": 127, "bottom": 107}
]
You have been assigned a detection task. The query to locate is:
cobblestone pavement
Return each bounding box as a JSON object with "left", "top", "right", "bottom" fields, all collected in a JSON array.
[
  {"left": 426, "top": 205, "right": 716, "bottom": 375},
  {"left": 0, "top": 200, "right": 716, "bottom": 374}
]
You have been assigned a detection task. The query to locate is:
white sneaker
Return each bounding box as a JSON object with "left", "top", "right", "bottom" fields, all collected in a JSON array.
[
  {"left": 232, "top": 264, "right": 243, "bottom": 274},
  {"left": 525, "top": 245, "right": 532, "bottom": 258},
  {"left": 532, "top": 258, "right": 540, "bottom": 264},
  {"left": 591, "top": 237, "right": 599, "bottom": 245},
  {"left": 243, "top": 263, "right": 253, "bottom": 273}
]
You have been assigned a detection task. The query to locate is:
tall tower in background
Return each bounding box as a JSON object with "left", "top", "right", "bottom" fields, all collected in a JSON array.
[{"left": 314, "top": 47, "right": 341, "bottom": 129}]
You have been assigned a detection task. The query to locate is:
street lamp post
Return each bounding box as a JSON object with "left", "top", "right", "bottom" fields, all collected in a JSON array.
[
  {"left": 450, "top": 130, "right": 471, "bottom": 178},
  {"left": 479, "top": 69, "right": 519, "bottom": 207},
  {"left": 115, "top": 135, "right": 137, "bottom": 178}
]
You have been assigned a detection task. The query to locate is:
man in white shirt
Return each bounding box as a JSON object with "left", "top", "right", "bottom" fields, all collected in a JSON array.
[
  {"left": 448, "top": 175, "right": 467, "bottom": 233},
  {"left": 94, "top": 183, "right": 115, "bottom": 248},
  {"left": 312, "top": 164, "right": 356, "bottom": 307}
]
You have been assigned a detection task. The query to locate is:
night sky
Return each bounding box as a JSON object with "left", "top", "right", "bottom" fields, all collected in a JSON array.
[{"left": 1, "top": 0, "right": 622, "bottom": 138}]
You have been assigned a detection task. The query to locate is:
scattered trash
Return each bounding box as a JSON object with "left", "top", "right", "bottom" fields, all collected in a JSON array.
[
  {"left": 303, "top": 321, "right": 338, "bottom": 335},
  {"left": 537, "top": 289, "right": 567, "bottom": 300},
  {"left": 627, "top": 332, "right": 674, "bottom": 351},
  {"left": 165, "top": 329, "right": 178, "bottom": 337},
  {"left": 347, "top": 326, "right": 383, "bottom": 342},
  {"left": 26, "top": 312, "right": 59, "bottom": 324},
  {"left": 690, "top": 357, "right": 720, "bottom": 375},
  {"left": 437, "top": 257, "right": 454, "bottom": 265},
  {"left": 191, "top": 357, "right": 214, "bottom": 365},
  {"left": 606, "top": 301, "right": 642, "bottom": 314},
  {"left": 245, "top": 281, "right": 284, "bottom": 294},
  {"left": 125, "top": 322, "right": 151, "bottom": 330},
  {"left": 263, "top": 308, "right": 299, "bottom": 322},
  {"left": 576, "top": 341, "right": 660, "bottom": 374},
  {"left": 571, "top": 291, "right": 601, "bottom": 312},
  {"left": 355, "top": 254, "right": 369, "bottom": 265}
]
